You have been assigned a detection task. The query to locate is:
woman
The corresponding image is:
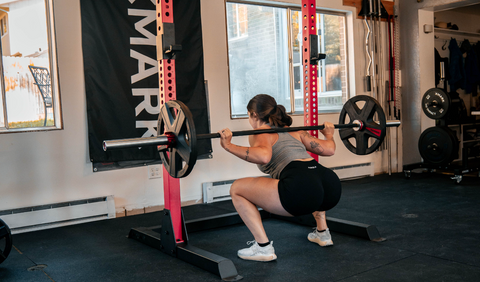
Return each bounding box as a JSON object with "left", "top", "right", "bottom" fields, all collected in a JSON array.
[{"left": 218, "top": 94, "right": 342, "bottom": 262}]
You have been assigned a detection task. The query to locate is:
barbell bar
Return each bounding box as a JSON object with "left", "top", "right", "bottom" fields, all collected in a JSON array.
[
  {"left": 103, "top": 120, "right": 400, "bottom": 151},
  {"left": 103, "top": 95, "right": 401, "bottom": 178}
]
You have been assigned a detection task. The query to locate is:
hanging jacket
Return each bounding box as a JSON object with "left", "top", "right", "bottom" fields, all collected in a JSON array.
[
  {"left": 465, "top": 46, "right": 480, "bottom": 95},
  {"left": 449, "top": 38, "right": 465, "bottom": 92}
]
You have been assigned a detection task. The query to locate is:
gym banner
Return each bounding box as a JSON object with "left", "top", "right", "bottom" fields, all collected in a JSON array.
[{"left": 81, "top": 0, "right": 211, "bottom": 163}]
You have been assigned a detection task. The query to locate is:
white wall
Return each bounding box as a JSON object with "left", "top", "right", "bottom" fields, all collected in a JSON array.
[
  {"left": 418, "top": 9, "right": 436, "bottom": 133},
  {"left": 0, "top": 0, "right": 402, "bottom": 216}
]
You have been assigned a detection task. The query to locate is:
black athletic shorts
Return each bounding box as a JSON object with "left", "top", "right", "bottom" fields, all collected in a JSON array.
[{"left": 277, "top": 160, "right": 342, "bottom": 216}]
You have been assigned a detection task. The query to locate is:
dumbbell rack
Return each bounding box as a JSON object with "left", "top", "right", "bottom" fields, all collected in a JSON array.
[{"left": 403, "top": 88, "right": 480, "bottom": 183}]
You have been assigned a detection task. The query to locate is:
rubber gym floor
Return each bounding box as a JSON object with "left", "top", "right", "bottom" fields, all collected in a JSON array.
[{"left": 1, "top": 171, "right": 479, "bottom": 282}]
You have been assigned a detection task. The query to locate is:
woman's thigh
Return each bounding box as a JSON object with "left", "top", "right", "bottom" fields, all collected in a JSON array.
[{"left": 231, "top": 177, "right": 293, "bottom": 217}]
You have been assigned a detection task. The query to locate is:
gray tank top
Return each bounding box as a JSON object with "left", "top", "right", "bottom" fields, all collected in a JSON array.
[{"left": 257, "top": 131, "right": 312, "bottom": 179}]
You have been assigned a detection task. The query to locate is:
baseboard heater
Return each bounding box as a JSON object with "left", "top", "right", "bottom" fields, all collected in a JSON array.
[
  {"left": 202, "top": 180, "right": 235, "bottom": 204},
  {"left": 330, "top": 162, "right": 374, "bottom": 180},
  {"left": 0, "top": 196, "right": 115, "bottom": 234},
  {"left": 202, "top": 163, "right": 373, "bottom": 204}
]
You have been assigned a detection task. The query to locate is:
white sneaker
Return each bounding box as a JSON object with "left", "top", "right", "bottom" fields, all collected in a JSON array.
[
  {"left": 237, "top": 240, "right": 277, "bottom": 262},
  {"left": 308, "top": 228, "right": 333, "bottom": 247}
]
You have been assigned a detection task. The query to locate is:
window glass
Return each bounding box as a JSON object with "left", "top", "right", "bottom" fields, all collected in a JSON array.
[
  {"left": 227, "top": 3, "right": 290, "bottom": 117},
  {"left": 0, "top": 0, "right": 61, "bottom": 130},
  {"left": 323, "top": 14, "right": 342, "bottom": 92},
  {"left": 227, "top": 2, "right": 347, "bottom": 117},
  {"left": 314, "top": 13, "right": 346, "bottom": 113},
  {"left": 291, "top": 10, "right": 303, "bottom": 112}
]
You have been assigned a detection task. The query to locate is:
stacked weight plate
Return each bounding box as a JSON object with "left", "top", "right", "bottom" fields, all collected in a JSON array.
[{"left": 420, "top": 88, "right": 459, "bottom": 164}]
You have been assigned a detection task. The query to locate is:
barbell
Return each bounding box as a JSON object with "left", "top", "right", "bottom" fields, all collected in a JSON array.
[{"left": 103, "top": 95, "right": 400, "bottom": 178}]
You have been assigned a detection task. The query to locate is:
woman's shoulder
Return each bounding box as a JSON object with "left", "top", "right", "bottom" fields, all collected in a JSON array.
[
  {"left": 249, "top": 126, "right": 278, "bottom": 145},
  {"left": 283, "top": 130, "right": 304, "bottom": 143}
]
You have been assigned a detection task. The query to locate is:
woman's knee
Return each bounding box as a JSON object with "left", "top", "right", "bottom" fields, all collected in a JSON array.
[{"left": 229, "top": 179, "right": 243, "bottom": 197}]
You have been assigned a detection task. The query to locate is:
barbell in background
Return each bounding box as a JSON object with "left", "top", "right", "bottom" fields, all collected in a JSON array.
[{"left": 103, "top": 95, "right": 401, "bottom": 178}]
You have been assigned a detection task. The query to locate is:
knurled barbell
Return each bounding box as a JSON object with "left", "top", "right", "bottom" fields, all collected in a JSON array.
[{"left": 103, "top": 95, "right": 400, "bottom": 178}]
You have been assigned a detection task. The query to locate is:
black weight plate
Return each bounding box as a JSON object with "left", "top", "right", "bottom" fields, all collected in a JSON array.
[
  {"left": 338, "top": 95, "right": 387, "bottom": 155},
  {"left": 0, "top": 218, "right": 12, "bottom": 264},
  {"left": 422, "top": 88, "right": 450, "bottom": 119},
  {"left": 418, "top": 126, "right": 458, "bottom": 164},
  {"left": 157, "top": 100, "right": 197, "bottom": 178}
]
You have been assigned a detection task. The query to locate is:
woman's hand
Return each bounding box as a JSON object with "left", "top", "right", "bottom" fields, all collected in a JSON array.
[
  {"left": 320, "top": 122, "right": 335, "bottom": 140},
  {"left": 218, "top": 128, "right": 233, "bottom": 150}
]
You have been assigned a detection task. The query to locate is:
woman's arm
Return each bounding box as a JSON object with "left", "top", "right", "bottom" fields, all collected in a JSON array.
[
  {"left": 218, "top": 128, "right": 273, "bottom": 165},
  {"left": 299, "top": 122, "right": 336, "bottom": 156}
]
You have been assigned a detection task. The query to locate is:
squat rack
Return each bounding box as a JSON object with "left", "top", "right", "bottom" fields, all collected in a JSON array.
[{"left": 127, "top": 1, "right": 384, "bottom": 281}]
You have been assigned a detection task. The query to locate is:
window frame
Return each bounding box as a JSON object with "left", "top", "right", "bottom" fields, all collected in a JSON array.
[
  {"left": 225, "top": 0, "right": 349, "bottom": 118},
  {"left": 0, "top": 0, "right": 63, "bottom": 133}
]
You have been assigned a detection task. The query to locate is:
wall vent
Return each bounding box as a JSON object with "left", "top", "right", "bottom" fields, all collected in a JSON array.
[
  {"left": 202, "top": 163, "right": 373, "bottom": 204},
  {"left": 202, "top": 180, "right": 235, "bottom": 204},
  {"left": 330, "top": 162, "right": 374, "bottom": 180},
  {"left": 0, "top": 196, "right": 115, "bottom": 234}
]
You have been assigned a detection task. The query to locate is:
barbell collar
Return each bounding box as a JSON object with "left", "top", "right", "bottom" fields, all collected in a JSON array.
[{"left": 386, "top": 120, "right": 401, "bottom": 127}]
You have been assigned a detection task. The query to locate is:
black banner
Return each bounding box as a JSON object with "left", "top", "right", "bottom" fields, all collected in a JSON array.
[{"left": 81, "top": 0, "right": 211, "bottom": 163}]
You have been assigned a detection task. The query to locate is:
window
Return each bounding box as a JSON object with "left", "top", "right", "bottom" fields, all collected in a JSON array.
[
  {"left": 0, "top": 0, "right": 61, "bottom": 131},
  {"left": 226, "top": 2, "right": 347, "bottom": 117},
  {"left": 227, "top": 3, "right": 248, "bottom": 40},
  {"left": 0, "top": 15, "right": 7, "bottom": 37},
  {"left": 227, "top": 3, "right": 290, "bottom": 117}
]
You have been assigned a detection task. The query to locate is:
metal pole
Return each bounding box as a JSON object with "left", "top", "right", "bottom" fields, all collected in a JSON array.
[
  {"left": 369, "top": 0, "right": 376, "bottom": 99},
  {"left": 302, "top": 0, "right": 320, "bottom": 161}
]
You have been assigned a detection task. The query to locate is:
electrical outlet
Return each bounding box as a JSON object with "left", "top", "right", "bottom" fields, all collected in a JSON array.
[{"left": 148, "top": 164, "right": 162, "bottom": 179}]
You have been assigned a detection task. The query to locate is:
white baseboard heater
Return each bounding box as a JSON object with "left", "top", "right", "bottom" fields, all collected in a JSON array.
[
  {"left": 202, "top": 163, "right": 373, "bottom": 204},
  {"left": 0, "top": 196, "right": 115, "bottom": 234},
  {"left": 203, "top": 180, "right": 235, "bottom": 204},
  {"left": 330, "top": 162, "right": 374, "bottom": 180}
]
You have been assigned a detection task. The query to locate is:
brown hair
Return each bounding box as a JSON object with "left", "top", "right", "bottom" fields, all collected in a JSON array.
[{"left": 247, "top": 94, "right": 292, "bottom": 127}]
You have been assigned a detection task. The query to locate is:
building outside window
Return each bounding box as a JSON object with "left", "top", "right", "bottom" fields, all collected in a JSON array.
[
  {"left": 226, "top": 2, "right": 347, "bottom": 117},
  {"left": 0, "top": 0, "right": 61, "bottom": 131}
]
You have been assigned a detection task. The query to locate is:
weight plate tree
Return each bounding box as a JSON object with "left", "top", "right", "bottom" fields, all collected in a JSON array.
[
  {"left": 0, "top": 218, "right": 12, "bottom": 264},
  {"left": 339, "top": 95, "right": 387, "bottom": 155},
  {"left": 422, "top": 88, "right": 450, "bottom": 120},
  {"left": 418, "top": 126, "right": 458, "bottom": 165}
]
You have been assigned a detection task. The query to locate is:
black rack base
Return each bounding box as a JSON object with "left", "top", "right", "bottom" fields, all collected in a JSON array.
[
  {"left": 403, "top": 162, "right": 480, "bottom": 184},
  {"left": 128, "top": 204, "right": 385, "bottom": 280}
]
